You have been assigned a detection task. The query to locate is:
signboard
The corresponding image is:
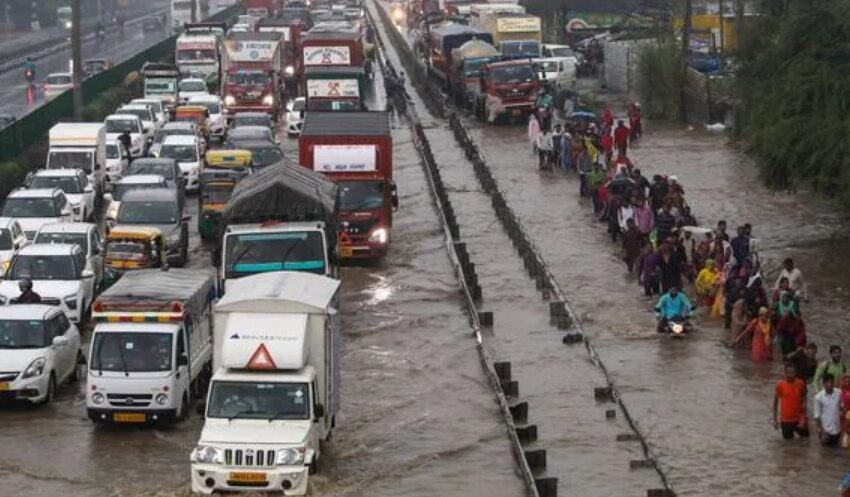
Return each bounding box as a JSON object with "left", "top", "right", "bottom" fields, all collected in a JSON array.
[
  {"left": 259, "top": 26, "right": 291, "bottom": 42},
  {"left": 303, "top": 46, "right": 351, "bottom": 66},
  {"left": 176, "top": 41, "right": 217, "bottom": 51},
  {"left": 496, "top": 17, "right": 541, "bottom": 33},
  {"left": 225, "top": 40, "right": 277, "bottom": 62},
  {"left": 307, "top": 79, "right": 360, "bottom": 99},
  {"left": 313, "top": 145, "right": 376, "bottom": 173}
]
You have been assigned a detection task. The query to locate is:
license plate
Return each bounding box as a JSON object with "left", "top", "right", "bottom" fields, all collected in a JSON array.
[
  {"left": 0, "top": 383, "right": 8, "bottom": 391},
  {"left": 113, "top": 412, "right": 146, "bottom": 423},
  {"left": 229, "top": 471, "right": 267, "bottom": 483},
  {"left": 511, "top": 109, "right": 523, "bottom": 116},
  {"left": 340, "top": 246, "right": 354, "bottom": 258}
]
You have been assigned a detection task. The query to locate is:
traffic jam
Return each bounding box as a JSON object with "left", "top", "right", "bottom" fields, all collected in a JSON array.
[{"left": 0, "top": 0, "right": 397, "bottom": 494}]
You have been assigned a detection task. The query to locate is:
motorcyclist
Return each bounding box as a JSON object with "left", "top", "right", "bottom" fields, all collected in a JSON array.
[
  {"left": 654, "top": 286, "right": 693, "bottom": 333},
  {"left": 23, "top": 57, "right": 36, "bottom": 84},
  {"left": 535, "top": 87, "right": 553, "bottom": 130},
  {"left": 118, "top": 128, "right": 132, "bottom": 157},
  {"left": 12, "top": 278, "right": 42, "bottom": 304}
]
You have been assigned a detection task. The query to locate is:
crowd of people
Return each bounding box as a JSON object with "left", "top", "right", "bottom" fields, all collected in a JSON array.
[{"left": 533, "top": 102, "right": 850, "bottom": 455}]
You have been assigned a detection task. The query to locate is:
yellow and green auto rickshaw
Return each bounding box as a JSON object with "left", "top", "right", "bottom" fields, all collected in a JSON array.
[
  {"left": 174, "top": 105, "right": 209, "bottom": 138},
  {"left": 197, "top": 149, "right": 252, "bottom": 241},
  {"left": 102, "top": 226, "right": 165, "bottom": 289}
]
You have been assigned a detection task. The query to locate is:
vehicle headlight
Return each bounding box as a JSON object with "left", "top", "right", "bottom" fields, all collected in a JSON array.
[
  {"left": 155, "top": 393, "right": 169, "bottom": 405},
  {"left": 22, "top": 357, "right": 46, "bottom": 379},
  {"left": 284, "top": 65, "right": 295, "bottom": 76},
  {"left": 64, "top": 294, "right": 78, "bottom": 310},
  {"left": 91, "top": 392, "right": 105, "bottom": 405},
  {"left": 191, "top": 445, "right": 224, "bottom": 464},
  {"left": 224, "top": 95, "right": 236, "bottom": 106},
  {"left": 369, "top": 227, "right": 388, "bottom": 244},
  {"left": 71, "top": 204, "right": 81, "bottom": 214},
  {"left": 262, "top": 94, "right": 274, "bottom": 106},
  {"left": 276, "top": 447, "right": 305, "bottom": 466},
  {"left": 65, "top": 21, "right": 72, "bottom": 29},
  {"left": 168, "top": 232, "right": 182, "bottom": 246}
]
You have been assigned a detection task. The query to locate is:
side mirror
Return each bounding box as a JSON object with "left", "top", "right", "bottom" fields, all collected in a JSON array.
[
  {"left": 210, "top": 247, "right": 221, "bottom": 268},
  {"left": 196, "top": 401, "right": 206, "bottom": 416},
  {"left": 81, "top": 269, "right": 95, "bottom": 279},
  {"left": 176, "top": 354, "right": 188, "bottom": 366},
  {"left": 182, "top": 215, "right": 191, "bottom": 223},
  {"left": 53, "top": 335, "right": 69, "bottom": 347},
  {"left": 390, "top": 181, "right": 399, "bottom": 210},
  {"left": 24, "top": 172, "right": 34, "bottom": 187},
  {"left": 313, "top": 403, "right": 325, "bottom": 419},
  {"left": 103, "top": 193, "right": 113, "bottom": 204}
]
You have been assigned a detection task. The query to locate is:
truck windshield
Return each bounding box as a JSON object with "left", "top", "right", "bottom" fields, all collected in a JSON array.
[
  {"left": 225, "top": 231, "right": 325, "bottom": 277},
  {"left": 47, "top": 151, "right": 94, "bottom": 172},
  {"left": 177, "top": 49, "right": 217, "bottom": 62},
  {"left": 0, "top": 320, "right": 47, "bottom": 349},
  {"left": 179, "top": 80, "right": 207, "bottom": 92},
  {"left": 90, "top": 332, "right": 173, "bottom": 372},
  {"left": 30, "top": 175, "right": 81, "bottom": 193},
  {"left": 464, "top": 59, "right": 489, "bottom": 77},
  {"left": 207, "top": 381, "right": 310, "bottom": 420},
  {"left": 338, "top": 181, "right": 384, "bottom": 212},
  {"left": 501, "top": 42, "right": 540, "bottom": 58},
  {"left": 229, "top": 72, "right": 271, "bottom": 86},
  {"left": 490, "top": 65, "right": 536, "bottom": 83},
  {"left": 145, "top": 79, "right": 176, "bottom": 94}
]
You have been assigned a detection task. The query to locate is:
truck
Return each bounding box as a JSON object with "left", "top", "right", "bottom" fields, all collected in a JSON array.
[
  {"left": 141, "top": 62, "right": 180, "bottom": 111},
  {"left": 475, "top": 12, "right": 542, "bottom": 59},
  {"left": 190, "top": 271, "right": 341, "bottom": 496},
  {"left": 176, "top": 32, "right": 221, "bottom": 89},
  {"left": 427, "top": 22, "right": 493, "bottom": 84},
  {"left": 474, "top": 58, "right": 541, "bottom": 124},
  {"left": 221, "top": 32, "right": 285, "bottom": 117},
  {"left": 86, "top": 268, "right": 216, "bottom": 425},
  {"left": 258, "top": 18, "right": 308, "bottom": 92},
  {"left": 245, "top": 0, "right": 276, "bottom": 18},
  {"left": 468, "top": 2, "right": 525, "bottom": 25},
  {"left": 301, "top": 22, "right": 368, "bottom": 79},
  {"left": 304, "top": 66, "right": 366, "bottom": 111},
  {"left": 215, "top": 163, "right": 339, "bottom": 289},
  {"left": 299, "top": 112, "right": 396, "bottom": 260},
  {"left": 46, "top": 123, "right": 106, "bottom": 201},
  {"left": 448, "top": 38, "right": 500, "bottom": 108}
]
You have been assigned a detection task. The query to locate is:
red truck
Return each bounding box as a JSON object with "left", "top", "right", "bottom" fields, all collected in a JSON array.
[
  {"left": 244, "top": 0, "right": 276, "bottom": 18},
  {"left": 221, "top": 31, "right": 284, "bottom": 117},
  {"left": 257, "top": 17, "right": 308, "bottom": 94},
  {"left": 474, "top": 59, "right": 540, "bottom": 124},
  {"left": 299, "top": 112, "right": 397, "bottom": 260},
  {"left": 301, "top": 23, "right": 367, "bottom": 78}
]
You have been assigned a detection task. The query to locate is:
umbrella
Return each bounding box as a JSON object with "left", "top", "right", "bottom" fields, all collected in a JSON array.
[
  {"left": 569, "top": 111, "right": 596, "bottom": 120},
  {"left": 608, "top": 176, "right": 635, "bottom": 197}
]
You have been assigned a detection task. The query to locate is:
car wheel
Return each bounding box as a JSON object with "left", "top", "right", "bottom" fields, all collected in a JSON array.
[
  {"left": 308, "top": 455, "right": 319, "bottom": 475},
  {"left": 38, "top": 373, "right": 56, "bottom": 405},
  {"left": 71, "top": 349, "right": 84, "bottom": 381},
  {"left": 177, "top": 393, "right": 189, "bottom": 422}
]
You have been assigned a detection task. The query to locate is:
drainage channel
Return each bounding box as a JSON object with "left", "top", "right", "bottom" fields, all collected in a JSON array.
[{"left": 368, "top": 2, "right": 672, "bottom": 496}]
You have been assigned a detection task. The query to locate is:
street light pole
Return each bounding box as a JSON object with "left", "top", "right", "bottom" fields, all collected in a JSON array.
[
  {"left": 71, "top": 0, "right": 84, "bottom": 118},
  {"left": 680, "top": 0, "right": 692, "bottom": 121}
]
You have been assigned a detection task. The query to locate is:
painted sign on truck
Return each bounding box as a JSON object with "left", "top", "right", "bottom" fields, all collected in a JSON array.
[
  {"left": 307, "top": 79, "right": 360, "bottom": 99},
  {"left": 313, "top": 145, "right": 376, "bottom": 173},
  {"left": 304, "top": 46, "right": 352, "bottom": 66},
  {"left": 497, "top": 17, "right": 541, "bottom": 33},
  {"left": 226, "top": 40, "right": 277, "bottom": 62}
]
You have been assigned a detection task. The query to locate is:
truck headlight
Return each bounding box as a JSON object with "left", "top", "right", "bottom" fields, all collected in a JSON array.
[
  {"left": 155, "top": 393, "right": 169, "bottom": 405},
  {"left": 284, "top": 65, "right": 295, "bottom": 76},
  {"left": 369, "top": 227, "right": 388, "bottom": 244},
  {"left": 64, "top": 294, "right": 78, "bottom": 310},
  {"left": 191, "top": 445, "right": 223, "bottom": 464},
  {"left": 91, "top": 392, "right": 105, "bottom": 405},
  {"left": 224, "top": 95, "right": 236, "bottom": 106},
  {"left": 276, "top": 447, "right": 305, "bottom": 465},
  {"left": 65, "top": 21, "right": 72, "bottom": 29},
  {"left": 22, "top": 357, "right": 46, "bottom": 379},
  {"left": 262, "top": 94, "right": 274, "bottom": 106}
]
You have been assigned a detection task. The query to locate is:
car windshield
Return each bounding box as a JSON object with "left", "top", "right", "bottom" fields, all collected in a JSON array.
[
  {"left": 127, "top": 163, "right": 175, "bottom": 180},
  {"left": 48, "top": 150, "right": 94, "bottom": 172},
  {"left": 136, "top": 101, "right": 163, "bottom": 114},
  {"left": 154, "top": 128, "right": 192, "bottom": 144},
  {"left": 194, "top": 101, "right": 221, "bottom": 114},
  {"left": 85, "top": 61, "right": 106, "bottom": 72},
  {"left": 106, "top": 119, "right": 139, "bottom": 133},
  {"left": 106, "top": 144, "right": 120, "bottom": 159},
  {"left": 120, "top": 109, "right": 151, "bottom": 123},
  {"left": 117, "top": 200, "right": 177, "bottom": 224},
  {"left": 290, "top": 99, "right": 306, "bottom": 111},
  {"left": 112, "top": 182, "right": 164, "bottom": 201},
  {"left": 160, "top": 144, "right": 198, "bottom": 162},
  {"left": 30, "top": 175, "right": 81, "bottom": 194},
  {"left": 177, "top": 49, "right": 216, "bottom": 61},
  {"left": 232, "top": 116, "right": 269, "bottom": 127},
  {"left": 106, "top": 241, "right": 151, "bottom": 261},
  {"left": 491, "top": 65, "right": 536, "bottom": 83},
  {"left": 179, "top": 80, "right": 206, "bottom": 92},
  {"left": 1, "top": 198, "right": 58, "bottom": 218},
  {"left": 9, "top": 254, "right": 77, "bottom": 280},
  {"left": 229, "top": 72, "right": 270, "bottom": 85},
  {"left": 145, "top": 79, "right": 176, "bottom": 94},
  {"left": 229, "top": 129, "right": 269, "bottom": 141},
  {"left": 34, "top": 232, "right": 88, "bottom": 252},
  {"left": 249, "top": 147, "right": 283, "bottom": 168},
  {"left": 225, "top": 231, "right": 325, "bottom": 277},
  {"left": 47, "top": 74, "right": 71, "bottom": 85},
  {"left": 339, "top": 180, "right": 384, "bottom": 212},
  {"left": 90, "top": 333, "right": 172, "bottom": 372},
  {"left": 0, "top": 320, "right": 47, "bottom": 349},
  {"left": 207, "top": 381, "right": 310, "bottom": 420},
  {"left": 0, "top": 229, "right": 11, "bottom": 250}
]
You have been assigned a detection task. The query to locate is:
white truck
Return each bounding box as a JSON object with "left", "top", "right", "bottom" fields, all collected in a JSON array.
[
  {"left": 46, "top": 123, "right": 106, "bottom": 201},
  {"left": 176, "top": 32, "right": 221, "bottom": 87},
  {"left": 86, "top": 268, "right": 216, "bottom": 425},
  {"left": 191, "top": 271, "right": 340, "bottom": 496}
]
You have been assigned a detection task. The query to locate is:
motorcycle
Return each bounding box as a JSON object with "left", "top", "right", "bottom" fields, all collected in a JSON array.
[
  {"left": 24, "top": 68, "right": 35, "bottom": 86},
  {"left": 656, "top": 311, "right": 695, "bottom": 337}
]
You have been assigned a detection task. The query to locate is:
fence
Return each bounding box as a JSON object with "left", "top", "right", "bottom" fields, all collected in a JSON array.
[
  {"left": 684, "top": 66, "right": 734, "bottom": 124},
  {"left": 603, "top": 39, "right": 651, "bottom": 94}
]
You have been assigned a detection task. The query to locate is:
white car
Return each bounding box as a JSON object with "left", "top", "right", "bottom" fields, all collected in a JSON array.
[
  {"left": 104, "top": 139, "right": 130, "bottom": 186},
  {"left": 105, "top": 175, "right": 170, "bottom": 227},
  {"left": 131, "top": 98, "right": 167, "bottom": 128},
  {"left": 188, "top": 94, "right": 226, "bottom": 138},
  {"left": 150, "top": 122, "right": 200, "bottom": 158},
  {"left": 159, "top": 135, "right": 203, "bottom": 192},
  {"left": 43, "top": 73, "right": 73, "bottom": 100},
  {"left": 118, "top": 104, "right": 158, "bottom": 144},
  {"left": 0, "top": 217, "right": 26, "bottom": 275},
  {"left": 0, "top": 188, "right": 71, "bottom": 240},
  {"left": 0, "top": 244, "right": 96, "bottom": 323},
  {"left": 28, "top": 169, "right": 94, "bottom": 222},
  {"left": 178, "top": 78, "right": 208, "bottom": 103},
  {"left": 285, "top": 97, "right": 306, "bottom": 136},
  {"left": 104, "top": 114, "right": 145, "bottom": 157},
  {"left": 0, "top": 304, "right": 82, "bottom": 404},
  {"left": 34, "top": 222, "right": 104, "bottom": 291}
]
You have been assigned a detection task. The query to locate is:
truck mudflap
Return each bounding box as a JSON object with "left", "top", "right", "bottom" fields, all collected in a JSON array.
[
  {"left": 87, "top": 407, "right": 177, "bottom": 424},
  {"left": 190, "top": 463, "right": 308, "bottom": 495},
  {"left": 338, "top": 240, "right": 389, "bottom": 260}
]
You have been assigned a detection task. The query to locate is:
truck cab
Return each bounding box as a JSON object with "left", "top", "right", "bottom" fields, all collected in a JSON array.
[
  {"left": 476, "top": 59, "right": 540, "bottom": 124},
  {"left": 222, "top": 32, "right": 285, "bottom": 118},
  {"left": 141, "top": 63, "right": 180, "bottom": 112},
  {"left": 46, "top": 122, "right": 106, "bottom": 202}
]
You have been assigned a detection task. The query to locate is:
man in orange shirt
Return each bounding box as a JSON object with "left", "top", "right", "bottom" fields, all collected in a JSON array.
[{"left": 774, "top": 363, "right": 810, "bottom": 440}]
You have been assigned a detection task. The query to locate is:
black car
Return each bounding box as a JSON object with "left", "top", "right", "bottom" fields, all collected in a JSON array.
[
  {"left": 142, "top": 16, "right": 165, "bottom": 32},
  {"left": 222, "top": 139, "right": 283, "bottom": 170}
]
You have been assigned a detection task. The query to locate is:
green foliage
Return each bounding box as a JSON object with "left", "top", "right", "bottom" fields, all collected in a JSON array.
[
  {"left": 737, "top": 0, "right": 850, "bottom": 206},
  {"left": 636, "top": 36, "right": 683, "bottom": 120}
]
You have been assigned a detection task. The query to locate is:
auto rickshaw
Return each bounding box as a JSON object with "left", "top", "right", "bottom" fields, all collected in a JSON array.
[
  {"left": 174, "top": 105, "right": 210, "bottom": 138},
  {"left": 198, "top": 149, "right": 252, "bottom": 241},
  {"left": 102, "top": 226, "right": 166, "bottom": 289}
]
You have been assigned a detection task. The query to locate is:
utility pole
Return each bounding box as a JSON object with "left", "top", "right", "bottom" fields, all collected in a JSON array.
[
  {"left": 718, "top": 0, "right": 725, "bottom": 53},
  {"left": 733, "top": 0, "right": 745, "bottom": 52},
  {"left": 680, "top": 0, "right": 692, "bottom": 121},
  {"left": 71, "top": 0, "right": 84, "bottom": 118}
]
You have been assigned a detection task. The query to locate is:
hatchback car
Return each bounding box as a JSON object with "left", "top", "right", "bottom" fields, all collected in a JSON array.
[
  {"left": 178, "top": 78, "right": 208, "bottom": 103},
  {"left": 0, "top": 305, "right": 82, "bottom": 404},
  {"left": 114, "top": 189, "right": 189, "bottom": 266},
  {"left": 105, "top": 175, "right": 170, "bottom": 227},
  {"left": 188, "top": 94, "right": 226, "bottom": 139},
  {"left": 225, "top": 140, "right": 283, "bottom": 169},
  {"left": 44, "top": 73, "right": 73, "bottom": 99},
  {"left": 28, "top": 169, "right": 94, "bottom": 222},
  {"left": 159, "top": 135, "right": 203, "bottom": 192},
  {"left": 149, "top": 121, "right": 199, "bottom": 158},
  {"left": 126, "top": 158, "right": 186, "bottom": 201},
  {"left": 104, "top": 139, "right": 130, "bottom": 186},
  {"left": 0, "top": 188, "right": 71, "bottom": 240},
  {"left": 104, "top": 114, "right": 145, "bottom": 157},
  {"left": 225, "top": 125, "right": 277, "bottom": 145},
  {"left": 228, "top": 111, "right": 273, "bottom": 130}
]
